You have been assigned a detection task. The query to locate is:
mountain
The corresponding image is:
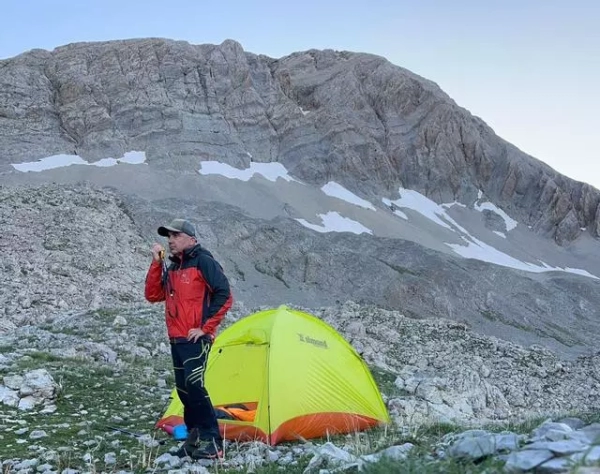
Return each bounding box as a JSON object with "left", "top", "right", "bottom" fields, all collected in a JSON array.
[{"left": 1, "top": 38, "right": 599, "bottom": 359}]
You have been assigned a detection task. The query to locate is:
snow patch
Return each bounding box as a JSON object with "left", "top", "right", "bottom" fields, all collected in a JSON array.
[
  {"left": 295, "top": 212, "right": 372, "bottom": 235},
  {"left": 321, "top": 181, "right": 376, "bottom": 210},
  {"left": 11, "top": 151, "right": 147, "bottom": 172},
  {"left": 475, "top": 201, "right": 518, "bottom": 231},
  {"left": 447, "top": 237, "right": 598, "bottom": 279},
  {"left": 198, "top": 161, "right": 299, "bottom": 182}
]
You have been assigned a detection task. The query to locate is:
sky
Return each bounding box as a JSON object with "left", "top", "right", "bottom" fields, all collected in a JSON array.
[{"left": 1, "top": 0, "right": 599, "bottom": 187}]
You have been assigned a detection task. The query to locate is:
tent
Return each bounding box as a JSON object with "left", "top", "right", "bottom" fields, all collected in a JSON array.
[{"left": 156, "top": 305, "right": 389, "bottom": 445}]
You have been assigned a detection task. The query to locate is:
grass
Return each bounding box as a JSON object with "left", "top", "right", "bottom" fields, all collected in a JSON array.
[
  {"left": 2, "top": 356, "right": 600, "bottom": 474},
  {"left": 370, "top": 366, "right": 410, "bottom": 397},
  {"left": 0, "top": 354, "right": 172, "bottom": 465},
  {"left": 2, "top": 308, "right": 599, "bottom": 473}
]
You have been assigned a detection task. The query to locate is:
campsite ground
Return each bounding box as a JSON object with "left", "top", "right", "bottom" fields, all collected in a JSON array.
[{"left": 1, "top": 306, "right": 599, "bottom": 472}]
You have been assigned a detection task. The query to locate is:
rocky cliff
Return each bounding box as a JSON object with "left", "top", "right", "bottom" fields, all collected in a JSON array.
[{"left": 1, "top": 38, "right": 599, "bottom": 243}]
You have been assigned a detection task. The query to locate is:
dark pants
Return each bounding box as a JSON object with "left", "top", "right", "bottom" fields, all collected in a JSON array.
[{"left": 171, "top": 339, "right": 221, "bottom": 443}]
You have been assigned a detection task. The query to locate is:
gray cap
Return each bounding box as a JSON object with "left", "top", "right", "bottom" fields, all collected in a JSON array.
[{"left": 158, "top": 219, "right": 196, "bottom": 238}]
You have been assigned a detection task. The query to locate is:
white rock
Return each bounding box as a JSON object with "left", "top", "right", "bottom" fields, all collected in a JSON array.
[
  {"left": 112, "top": 315, "right": 127, "bottom": 326},
  {"left": 537, "top": 456, "right": 575, "bottom": 473},
  {"left": 29, "top": 430, "right": 48, "bottom": 439},
  {"left": 360, "top": 443, "right": 414, "bottom": 464},
  {"left": 4, "top": 375, "right": 24, "bottom": 390},
  {"left": 154, "top": 453, "right": 182, "bottom": 468},
  {"left": 23, "top": 369, "right": 57, "bottom": 399},
  {"left": 504, "top": 449, "right": 554, "bottom": 472},
  {"left": 18, "top": 396, "right": 37, "bottom": 411},
  {"left": 14, "top": 460, "right": 39, "bottom": 470},
  {"left": 526, "top": 439, "right": 589, "bottom": 455},
  {"left": 304, "top": 442, "right": 358, "bottom": 473},
  {"left": 0, "top": 386, "right": 20, "bottom": 407},
  {"left": 39, "top": 404, "right": 57, "bottom": 414},
  {"left": 572, "top": 445, "right": 600, "bottom": 464},
  {"left": 267, "top": 450, "right": 281, "bottom": 462},
  {"left": 20, "top": 384, "right": 35, "bottom": 397}
]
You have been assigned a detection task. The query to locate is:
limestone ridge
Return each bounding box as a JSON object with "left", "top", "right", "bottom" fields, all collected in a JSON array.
[
  {"left": 0, "top": 38, "right": 598, "bottom": 244},
  {"left": 2, "top": 183, "right": 600, "bottom": 360}
]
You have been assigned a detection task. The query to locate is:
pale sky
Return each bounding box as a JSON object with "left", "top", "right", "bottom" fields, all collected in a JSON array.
[{"left": 1, "top": 0, "right": 599, "bottom": 188}]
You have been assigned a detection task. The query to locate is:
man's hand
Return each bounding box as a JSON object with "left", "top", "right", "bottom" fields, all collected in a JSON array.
[
  {"left": 187, "top": 328, "right": 205, "bottom": 343},
  {"left": 151, "top": 243, "right": 165, "bottom": 262}
]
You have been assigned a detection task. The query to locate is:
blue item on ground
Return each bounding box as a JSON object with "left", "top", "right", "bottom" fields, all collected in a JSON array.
[{"left": 173, "top": 424, "right": 188, "bottom": 440}]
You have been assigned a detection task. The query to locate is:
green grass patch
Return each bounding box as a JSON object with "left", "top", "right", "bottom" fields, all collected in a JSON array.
[{"left": 414, "top": 421, "right": 464, "bottom": 440}]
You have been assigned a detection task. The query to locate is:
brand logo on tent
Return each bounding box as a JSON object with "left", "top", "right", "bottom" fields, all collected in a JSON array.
[{"left": 298, "top": 333, "right": 328, "bottom": 349}]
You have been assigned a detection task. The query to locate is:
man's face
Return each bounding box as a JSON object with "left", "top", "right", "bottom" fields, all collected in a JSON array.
[{"left": 167, "top": 231, "right": 196, "bottom": 255}]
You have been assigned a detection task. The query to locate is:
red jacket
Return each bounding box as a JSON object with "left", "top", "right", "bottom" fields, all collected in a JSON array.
[{"left": 145, "top": 244, "right": 232, "bottom": 338}]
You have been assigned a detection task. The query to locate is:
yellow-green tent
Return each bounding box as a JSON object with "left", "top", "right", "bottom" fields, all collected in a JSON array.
[{"left": 157, "top": 305, "right": 389, "bottom": 445}]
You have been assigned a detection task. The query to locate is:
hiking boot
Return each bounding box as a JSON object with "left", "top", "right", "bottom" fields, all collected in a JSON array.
[
  {"left": 191, "top": 438, "right": 223, "bottom": 460},
  {"left": 173, "top": 427, "right": 200, "bottom": 458},
  {"left": 173, "top": 443, "right": 194, "bottom": 458}
]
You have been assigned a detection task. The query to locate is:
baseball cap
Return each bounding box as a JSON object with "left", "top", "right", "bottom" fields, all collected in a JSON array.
[{"left": 157, "top": 219, "right": 196, "bottom": 238}]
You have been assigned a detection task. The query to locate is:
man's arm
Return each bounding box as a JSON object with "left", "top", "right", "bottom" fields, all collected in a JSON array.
[
  {"left": 145, "top": 261, "right": 166, "bottom": 302},
  {"left": 198, "top": 254, "right": 233, "bottom": 334}
]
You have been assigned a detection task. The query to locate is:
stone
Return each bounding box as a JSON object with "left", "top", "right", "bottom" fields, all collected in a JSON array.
[
  {"left": 537, "top": 457, "right": 575, "bottom": 473},
  {"left": 18, "top": 396, "right": 37, "bottom": 411},
  {"left": 504, "top": 449, "right": 555, "bottom": 472},
  {"left": 0, "top": 386, "right": 20, "bottom": 407}
]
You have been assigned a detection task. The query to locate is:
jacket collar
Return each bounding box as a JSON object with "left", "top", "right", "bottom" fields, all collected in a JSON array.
[{"left": 169, "top": 243, "right": 202, "bottom": 263}]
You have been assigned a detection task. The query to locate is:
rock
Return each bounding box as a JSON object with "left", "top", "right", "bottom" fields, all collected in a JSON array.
[
  {"left": 531, "top": 421, "right": 574, "bottom": 442},
  {"left": 4, "top": 374, "right": 24, "bottom": 390},
  {"left": 303, "top": 442, "right": 359, "bottom": 473},
  {"left": 580, "top": 424, "right": 600, "bottom": 444},
  {"left": 29, "top": 430, "right": 48, "bottom": 439},
  {"left": 0, "top": 386, "right": 20, "bottom": 407},
  {"left": 39, "top": 404, "right": 57, "bottom": 414},
  {"left": 572, "top": 446, "right": 600, "bottom": 464},
  {"left": 447, "top": 432, "right": 520, "bottom": 459},
  {"left": 2, "top": 38, "right": 600, "bottom": 365},
  {"left": 18, "top": 396, "right": 37, "bottom": 411},
  {"left": 112, "top": 315, "right": 127, "bottom": 326},
  {"left": 359, "top": 443, "right": 414, "bottom": 464},
  {"left": 154, "top": 453, "right": 182, "bottom": 468},
  {"left": 557, "top": 417, "right": 586, "bottom": 430},
  {"left": 537, "top": 457, "right": 574, "bottom": 473},
  {"left": 526, "top": 440, "right": 589, "bottom": 455},
  {"left": 503, "top": 449, "right": 555, "bottom": 472},
  {"left": 13, "top": 460, "right": 39, "bottom": 470},
  {"left": 22, "top": 369, "right": 58, "bottom": 399}
]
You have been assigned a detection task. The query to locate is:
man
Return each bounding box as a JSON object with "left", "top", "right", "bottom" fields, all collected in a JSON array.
[{"left": 145, "top": 218, "right": 232, "bottom": 460}]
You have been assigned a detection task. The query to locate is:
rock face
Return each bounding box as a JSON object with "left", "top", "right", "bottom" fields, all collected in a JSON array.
[
  {"left": 320, "top": 302, "right": 600, "bottom": 426},
  {"left": 2, "top": 183, "right": 600, "bottom": 358},
  {"left": 0, "top": 184, "right": 148, "bottom": 326},
  {"left": 2, "top": 38, "right": 600, "bottom": 360},
  {"left": 1, "top": 38, "right": 599, "bottom": 243}
]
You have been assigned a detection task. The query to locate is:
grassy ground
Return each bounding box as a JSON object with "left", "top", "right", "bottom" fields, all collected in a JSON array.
[{"left": 1, "top": 308, "right": 599, "bottom": 473}]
